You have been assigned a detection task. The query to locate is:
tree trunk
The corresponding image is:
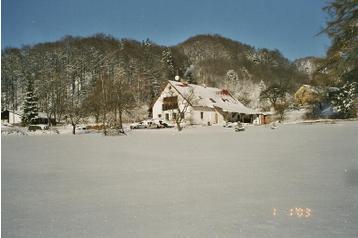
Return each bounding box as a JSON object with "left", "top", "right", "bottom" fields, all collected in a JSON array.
[
  {"left": 72, "top": 123, "right": 76, "bottom": 135},
  {"left": 114, "top": 107, "right": 118, "bottom": 123},
  {"left": 176, "top": 120, "right": 182, "bottom": 131},
  {"left": 95, "top": 112, "right": 99, "bottom": 124},
  {"left": 119, "top": 110, "right": 123, "bottom": 129},
  {"left": 118, "top": 110, "right": 126, "bottom": 135},
  {"left": 103, "top": 111, "right": 107, "bottom": 135},
  {"left": 53, "top": 111, "right": 57, "bottom": 126},
  {"left": 47, "top": 111, "right": 51, "bottom": 127}
]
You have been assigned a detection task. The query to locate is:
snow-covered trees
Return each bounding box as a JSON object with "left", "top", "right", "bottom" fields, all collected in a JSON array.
[
  {"left": 66, "top": 75, "right": 88, "bottom": 135},
  {"left": 161, "top": 47, "right": 175, "bottom": 78},
  {"left": 22, "top": 79, "right": 39, "bottom": 125},
  {"left": 225, "top": 69, "right": 239, "bottom": 85},
  {"left": 141, "top": 39, "right": 163, "bottom": 107},
  {"left": 331, "top": 82, "right": 357, "bottom": 118},
  {"left": 2, "top": 32, "right": 331, "bottom": 128},
  {"left": 1, "top": 48, "right": 25, "bottom": 111},
  {"left": 108, "top": 57, "right": 136, "bottom": 134},
  {"left": 1, "top": 35, "right": 175, "bottom": 130},
  {"left": 221, "top": 69, "right": 265, "bottom": 109}
]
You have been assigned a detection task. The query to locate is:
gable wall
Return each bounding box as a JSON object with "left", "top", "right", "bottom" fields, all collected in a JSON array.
[{"left": 152, "top": 83, "right": 193, "bottom": 122}]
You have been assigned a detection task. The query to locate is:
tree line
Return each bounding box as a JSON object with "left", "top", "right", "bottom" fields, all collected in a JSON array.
[
  {"left": 260, "top": 0, "right": 358, "bottom": 120},
  {"left": 1, "top": 34, "right": 191, "bottom": 134}
]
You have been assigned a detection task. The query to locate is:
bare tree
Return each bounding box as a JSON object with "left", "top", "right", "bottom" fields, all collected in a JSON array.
[
  {"left": 260, "top": 84, "right": 286, "bottom": 109},
  {"left": 168, "top": 88, "right": 197, "bottom": 131},
  {"left": 65, "top": 75, "right": 88, "bottom": 134},
  {"left": 101, "top": 63, "right": 136, "bottom": 135},
  {"left": 274, "top": 101, "right": 289, "bottom": 122},
  {"left": 66, "top": 100, "right": 87, "bottom": 135},
  {"left": 260, "top": 84, "right": 291, "bottom": 121}
]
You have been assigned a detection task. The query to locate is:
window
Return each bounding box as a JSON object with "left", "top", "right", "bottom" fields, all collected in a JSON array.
[
  {"left": 200, "top": 112, "right": 204, "bottom": 120},
  {"left": 172, "top": 113, "right": 177, "bottom": 120},
  {"left": 158, "top": 114, "right": 162, "bottom": 118},
  {"left": 162, "top": 96, "right": 178, "bottom": 111},
  {"left": 165, "top": 113, "right": 169, "bottom": 120}
]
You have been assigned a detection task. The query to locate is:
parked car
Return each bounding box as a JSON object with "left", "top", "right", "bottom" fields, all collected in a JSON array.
[
  {"left": 158, "top": 120, "right": 175, "bottom": 128},
  {"left": 150, "top": 119, "right": 175, "bottom": 128},
  {"left": 130, "top": 119, "right": 175, "bottom": 129},
  {"left": 28, "top": 124, "right": 49, "bottom": 131},
  {"left": 130, "top": 121, "right": 148, "bottom": 129},
  {"left": 148, "top": 123, "right": 161, "bottom": 129},
  {"left": 223, "top": 122, "right": 238, "bottom": 128}
]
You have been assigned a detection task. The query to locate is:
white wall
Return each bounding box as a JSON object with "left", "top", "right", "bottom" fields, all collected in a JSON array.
[
  {"left": 190, "top": 110, "right": 224, "bottom": 125},
  {"left": 152, "top": 83, "right": 193, "bottom": 122},
  {"left": 3, "top": 112, "right": 22, "bottom": 124}
]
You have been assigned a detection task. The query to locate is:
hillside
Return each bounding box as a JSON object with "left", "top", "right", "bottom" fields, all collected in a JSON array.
[
  {"left": 1, "top": 34, "right": 312, "bottom": 120},
  {"left": 293, "top": 56, "right": 320, "bottom": 77},
  {"left": 174, "top": 34, "right": 309, "bottom": 91}
]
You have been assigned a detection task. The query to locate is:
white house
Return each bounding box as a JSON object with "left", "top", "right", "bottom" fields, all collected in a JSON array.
[{"left": 152, "top": 80, "right": 266, "bottom": 125}]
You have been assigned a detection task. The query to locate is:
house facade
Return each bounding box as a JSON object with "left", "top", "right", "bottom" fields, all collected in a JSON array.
[{"left": 152, "top": 80, "right": 266, "bottom": 125}]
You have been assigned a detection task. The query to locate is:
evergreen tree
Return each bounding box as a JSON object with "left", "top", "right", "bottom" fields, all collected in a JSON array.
[
  {"left": 320, "top": 0, "right": 358, "bottom": 84},
  {"left": 184, "top": 64, "right": 196, "bottom": 84},
  {"left": 331, "top": 81, "right": 357, "bottom": 118},
  {"left": 150, "top": 77, "right": 161, "bottom": 100},
  {"left": 161, "top": 47, "right": 175, "bottom": 79},
  {"left": 143, "top": 39, "right": 161, "bottom": 105},
  {"left": 22, "top": 79, "right": 39, "bottom": 125}
]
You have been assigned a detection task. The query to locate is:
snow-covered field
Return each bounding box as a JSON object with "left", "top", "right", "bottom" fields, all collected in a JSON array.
[{"left": 2, "top": 122, "right": 358, "bottom": 238}]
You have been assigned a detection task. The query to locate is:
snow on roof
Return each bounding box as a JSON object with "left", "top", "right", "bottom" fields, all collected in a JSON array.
[{"left": 168, "top": 80, "right": 257, "bottom": 114}]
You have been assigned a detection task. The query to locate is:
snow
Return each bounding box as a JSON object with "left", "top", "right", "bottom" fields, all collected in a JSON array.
[
  {"left": 1, "top": 125, "right": 28, "bottom": 136},
  {"left": 2, "top": 124, "right": 67, "bottom": 136},
  {"left": 294, "top": 57, "right": 317, "bottom": 75},
  {"left": 284, "top": 108, "right": 309, "bottom": 122},
  {"left": 2, "top": 122, "right": 358, "bottom": 237}
]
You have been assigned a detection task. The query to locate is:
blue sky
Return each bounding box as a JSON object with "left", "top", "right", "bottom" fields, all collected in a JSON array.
[{"left": 2, "top": 0, "right": 331, "bottom": 60}]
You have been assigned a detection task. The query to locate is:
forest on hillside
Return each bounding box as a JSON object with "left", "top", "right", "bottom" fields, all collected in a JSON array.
[
  {"left": 1, "top": 34, "right": 309, "bottom": 124},
  {"left": 1, "top": 35, "right": 190, "bottom": 131}
]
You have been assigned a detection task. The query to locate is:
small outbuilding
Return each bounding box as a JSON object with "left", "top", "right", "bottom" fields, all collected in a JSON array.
[{"left": 1, "top": 110, "right": 22, "bottom": 125}]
